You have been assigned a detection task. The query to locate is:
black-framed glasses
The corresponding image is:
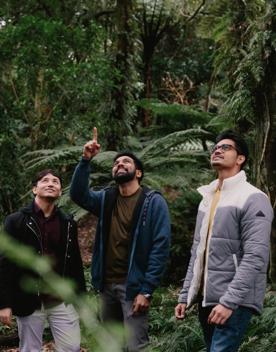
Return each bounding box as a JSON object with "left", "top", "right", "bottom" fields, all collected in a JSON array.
[{"left": 210, "top": 143, "right": 238, "bottom": 154}]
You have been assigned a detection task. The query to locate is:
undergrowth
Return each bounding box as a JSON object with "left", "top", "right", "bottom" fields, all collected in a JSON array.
[{"left": 149, "top": 287, "right": 276, "bottom": 352}]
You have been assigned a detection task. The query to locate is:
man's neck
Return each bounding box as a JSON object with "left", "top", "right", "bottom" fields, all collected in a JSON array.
[
  {"left": 217, "top": 168, "right": 240, "bottom": 189},
  {"left": 118, "top": 180, "right": 141, "bottom": 197},
  {"left": 35, "top": 197, "right": 56, "bottom": 217}
]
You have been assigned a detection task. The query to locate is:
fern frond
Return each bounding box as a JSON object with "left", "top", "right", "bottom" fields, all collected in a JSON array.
[
  {"left": 139, "top": 128, "right": 211, "bottom": 159},
  {"left": 23, "top": 148, "right": 117, "bottom": 174},
  {"left": 144, "top": 153, "right": 206, "bottom": 170},
  {"left": 23, "top": 146, "right": 82, "bottom": 171}
]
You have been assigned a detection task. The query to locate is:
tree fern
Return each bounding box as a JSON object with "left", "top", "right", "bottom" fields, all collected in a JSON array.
[
  {"left": 139, "top": 128, "right": 212, "bottom": 159},
  {"left": 22, "top": 128, "right": 213, "bottom": 218},
  {"left": 23, "top": 146, "right": 83, "bottom": 171}
]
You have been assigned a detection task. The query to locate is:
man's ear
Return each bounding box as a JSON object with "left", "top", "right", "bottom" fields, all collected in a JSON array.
[
  {"left": 237, "top": 155, "right": 245, "bottom": 166},
  {"left": 136, "top": 170, "right": 142, "bottom": 178},
  {"left": 32, "top": 186, "right": 37, "bottom": 195}
]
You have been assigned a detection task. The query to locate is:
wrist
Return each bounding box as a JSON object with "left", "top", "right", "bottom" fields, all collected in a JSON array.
[
  {"left": 82, "top": 155, "right": 92, "bottom": 161},
  {"left": 142, "top": 293, "right": 152, "bottom": 301}
]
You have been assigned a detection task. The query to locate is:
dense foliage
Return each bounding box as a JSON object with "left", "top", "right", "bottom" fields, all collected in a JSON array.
[
  {"left": 1, "top": 249, "right": 275, "bottom": 352},
  {"left": 0, "top": 0, "right": 275, "bottom": 284},
  {"left": 149, "top": 288, "right": 276, "bottom": 352},
  {"left": 0, "top": 0, "right": 275, "bottom": 349}
]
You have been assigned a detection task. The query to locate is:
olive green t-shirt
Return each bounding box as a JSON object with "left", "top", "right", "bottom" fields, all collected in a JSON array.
[{"left": 105, "top": 187, "right": 142, "bottom": 284}]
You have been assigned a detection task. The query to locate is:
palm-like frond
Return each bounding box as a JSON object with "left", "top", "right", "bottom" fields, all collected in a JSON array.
[
  {"left": 139, "top": 128, "right": 211, "bottom": 160},
  {"left": 23, "top": 148, "right": 117, "bottom": 174},
  {"left": 22, "top": 128, "right": 213, "bottom": 217},
  {"left": 23, "top": 146, "right": 83, "bottom": 171},
  {"left": 144, "top": 155, "right": 203, "bottom": 169}
]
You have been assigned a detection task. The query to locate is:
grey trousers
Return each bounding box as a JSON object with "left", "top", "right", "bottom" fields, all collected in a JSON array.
[
  {"left": 16, "top": 303, "right": 80, "bottom": 352},
  {"left": 100, "top": 283, "right": 149, "bottom": 352}
]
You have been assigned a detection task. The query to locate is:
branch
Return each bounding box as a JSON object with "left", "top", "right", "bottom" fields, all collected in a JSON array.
[
  {"left": 37, "top": 0, "right": 54, "bottom": 18},
  {"left": 94, "top": 10, "right": 115, "bottom": 20},
  {"left": 260, "top": 94, "right": 270, "bottom": 164},
  {"left": 10, "top": 78, "right": 29, "bottom": 123},
  {"left": 259, "top": 93, "right": 271, "bottom": 195},
  {"left": 149, "top": 0, "right": 159, "bottom": 33},
  {"left": 44, "top": 91, "right": 66, "bottom": 123},
  {"left": 187, "top": 0, "right": 206, "bottom": 22}
]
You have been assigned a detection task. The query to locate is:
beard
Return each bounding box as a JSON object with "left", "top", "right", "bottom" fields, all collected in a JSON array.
[{"left": 113, "top": 169, "right": 136, "bottom": 184}]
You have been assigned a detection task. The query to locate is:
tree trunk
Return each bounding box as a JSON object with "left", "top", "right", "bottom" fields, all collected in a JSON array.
[
  {"left": 254, "top": 87, "right": 276, "bottom": 289},
  {"left": 106, "top": 0, "right": 134, "bottom": 150},
  {"left": 143, "top": 54, "right": 153, "bottom": 127},
  {"left": 264, "top": 24, "right": 276, "bottom": 290},
  {"left": 253, "top": 0, "right": 276, "bottom": 289}
]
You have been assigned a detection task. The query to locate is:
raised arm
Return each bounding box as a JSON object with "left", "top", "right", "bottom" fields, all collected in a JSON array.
[{"left": 70, "top": 127, "right": 103, "bottom": 216}]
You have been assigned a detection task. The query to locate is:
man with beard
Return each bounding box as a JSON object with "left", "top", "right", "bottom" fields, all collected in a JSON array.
[{"left": 70, "top": 127, "right": 171, "bottom": 352}]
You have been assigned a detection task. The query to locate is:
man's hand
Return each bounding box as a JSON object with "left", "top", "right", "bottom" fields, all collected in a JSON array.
[
  {"left": 0, "top": 308, "right": 12, "bottom": 326},
  {"left": 132, "top": 294, "right": 151, "bottom": 315},
  {"left": 175, "top": 303, "right": 187, "bottom": 320},
  {"left": 208, "top": 304, "right": 233, "bottom": 325},
  {"left": 82, "top": 127, "right": 101, "bottom": 160}
]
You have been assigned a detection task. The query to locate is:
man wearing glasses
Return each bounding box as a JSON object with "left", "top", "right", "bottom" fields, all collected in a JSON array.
[{"left": 175, "top": 130, "right": 273, "bottom": 352}]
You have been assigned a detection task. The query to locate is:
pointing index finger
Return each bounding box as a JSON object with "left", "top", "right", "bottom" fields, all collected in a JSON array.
[{"left": 93, "top": 127, "right": 97, "bottom": 142}]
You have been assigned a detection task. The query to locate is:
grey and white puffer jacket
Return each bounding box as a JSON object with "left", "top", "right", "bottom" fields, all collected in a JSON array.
[{"left": 178, "top": 171, "right": 273, "bottom": 314}]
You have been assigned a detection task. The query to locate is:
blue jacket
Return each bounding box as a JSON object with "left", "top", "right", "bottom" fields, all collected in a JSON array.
[{"left": 70, "top": 159, "right": 171, "bottom": 300}]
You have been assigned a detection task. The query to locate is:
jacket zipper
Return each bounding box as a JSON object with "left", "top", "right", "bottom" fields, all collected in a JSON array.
[
  {"left": 99, "top": 192, "right": 106, "bottom": 289},
  {"left": 26, "top": 216, "right": 43, "bottom": 296},
  {"left": 202, "top": 197, "right": 220, "bottom": 306},
  {"left": 233, "top": 254, "right": 238, "bottom": 270},
  {"left": 62, "top": 221, "right": 71, "bottom": 276},
  {"left": 127, "top": 192, "right": 154, "bottom": 277},
  {"left": 27, "top": 216, "right": 43, "bottom": 253}
]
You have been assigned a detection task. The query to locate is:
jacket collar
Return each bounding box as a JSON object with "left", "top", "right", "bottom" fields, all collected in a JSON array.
[
  {"left": 20, "top": 201, "right": 70, "bottom": 221},
  {"left": 197, "top": 170, "right": 247, "bottom": 197}
]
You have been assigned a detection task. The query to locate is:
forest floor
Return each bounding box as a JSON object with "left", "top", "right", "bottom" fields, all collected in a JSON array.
[
  {"left": 0, "top": 343, "right": 88, "bottom": 352},
  {"left": 0, "top": 214, "right": 96, "bottom": 352}
]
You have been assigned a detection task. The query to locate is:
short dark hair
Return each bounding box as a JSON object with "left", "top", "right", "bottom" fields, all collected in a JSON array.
[
  {"left": 113, "top": 151, "right": 144, "bottom": 182},
  {"left": 32, "top": 169, "right": 62, "bottom": 187},
  {"left": 215, "top": 130, "right": 249, "bottom": 168}
]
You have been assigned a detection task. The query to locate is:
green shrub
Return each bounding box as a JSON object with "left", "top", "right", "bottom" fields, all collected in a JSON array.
[{"left": 149, "top": 287, "right": 205, "bottom": 352}]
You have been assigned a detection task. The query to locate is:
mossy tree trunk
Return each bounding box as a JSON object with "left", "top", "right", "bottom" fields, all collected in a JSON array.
[
  {"left": 253, "top": 0, "right": 276, "bottom": 289},
  {"left": 264, "top": 7, "right": 276, "bottom": 289},
  {"left": 106, "top": 0, "right": 134, "bottom": 150}
]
